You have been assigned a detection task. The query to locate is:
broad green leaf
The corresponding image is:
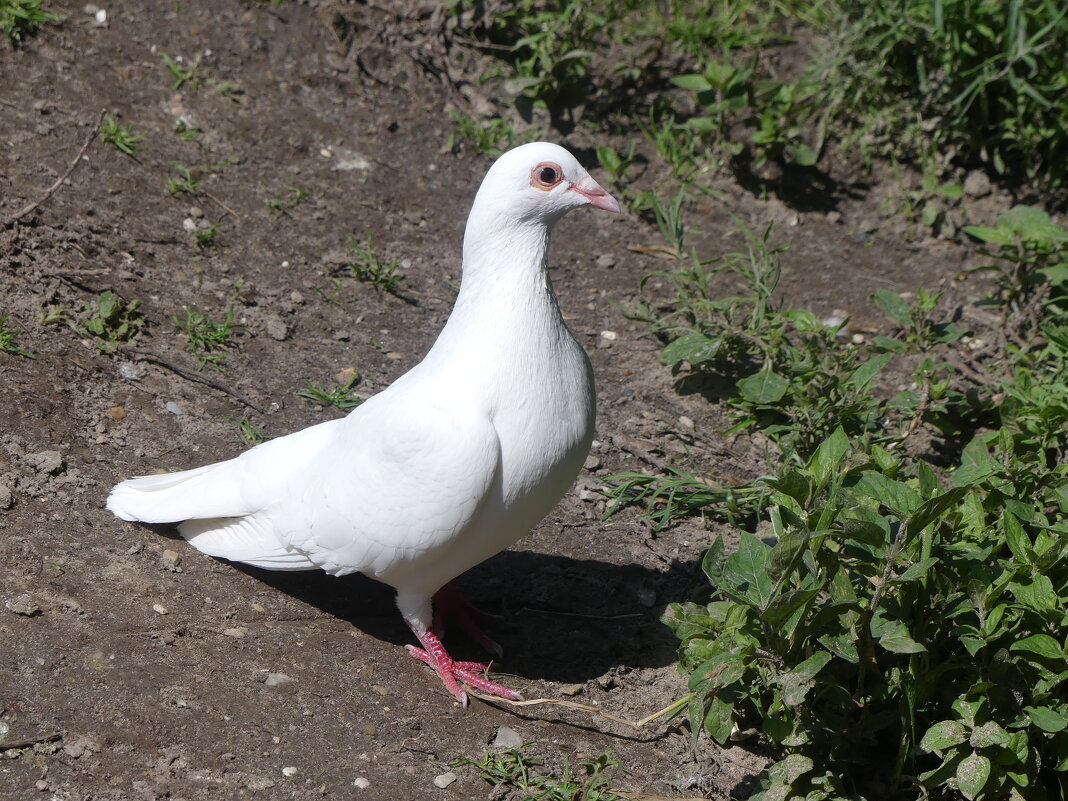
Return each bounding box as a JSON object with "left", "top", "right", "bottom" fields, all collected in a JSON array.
[
  {"left": 970, "top": 721, "right": 1011, "bottom": 749},
  {"left": 671, "top": 73, "right": 712, "bottom": 91},
  {"left": 777, "top": 651, "right": 832, "bottom": 707},
  {"left": 1024, "top": 706, "right": 1068, "bottom": 733},
  {"left": 892, "top": 557, "right": 940, "bottom": 584},
  {"left": 660, "top": 332, "right": 720, "bottom": 366},
  {"left": 1003, "top": 513, "right": 1032, "bottom": 563},
  {"left": 999, "top": 205, "right": 1068, "bottom": 244},
  {"left": 873, "top": 289, "right": 912, "bottom": 325},
  {"left": 956, "top": 752, "right": 991, "bottom": 800},
  {"left": 904, "top": 487, "right": 968, "bottom": 543},
  {"left": 963, "top": 223, "right": 1014, "bottom": 246},
  {"left": 853, "top": 471, "right": 922, "bottom": 516},
  {"left": 727, "top": 532, "right": 773, "bottom": 608},
  {"left": 701, "top": 535, "right": 727, "bottom": 585},
  {"left": 769, "top": 528, "right": 808, "bottom": 579},
  {"left": 921, "top": 719, "right": 969, "bottom": 752},
  {"left": 703, "top": 695, "right": 735, "bottom": 744},
  {"left": 1010, "top": 633, "right": 1064, "bottom": 660},
  {"left": 953, "top": 436, "right": 1000, "bottom": 487},
  {"left": 871, "top": 615, "right": 927, "bottom": 653},
  {"left": 690, "top": 652, "right": 746, "bottom": 690},
  {"left": 766, "top": 753, "right": 814, "bottom": 785},
  {"left": 806, "top": 427, "right": 849, "bottom": 487},
  {"left": 736, "top": 368, "right": 789, "bottom": 404}
]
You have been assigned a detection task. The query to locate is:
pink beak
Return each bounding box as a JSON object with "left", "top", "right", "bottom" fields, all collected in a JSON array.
[{"left": 569, "top": 175, "right": 621, "bottom": 213}]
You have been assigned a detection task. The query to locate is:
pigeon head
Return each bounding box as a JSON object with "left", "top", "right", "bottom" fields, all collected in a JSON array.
[{"left": 470, "top": 142, "right": 620, "bottom": 228}]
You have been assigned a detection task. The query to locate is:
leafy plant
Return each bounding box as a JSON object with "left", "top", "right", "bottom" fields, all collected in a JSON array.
[
  {"left": 345, "top": 230, "right": 400, "bottom": 292},
  {"left": 0, "top": 314, "right": 33, "bottom": 358},
  {"left": 297, "top": 371, "right": 363, "bottom": 410},
  {"left": 0, "top": 0, "right": 59, "bottom": 44},
  {"left": 194, "top": 223, "right": 221, "bottom": 247},
  {"left": 174, "top": 304, "right": 236, "bottom": 370},
  {"left": 667, "top": 427, "right": 1068, "bottom": 801},
  {"left": 167, "top": 164, "right": 201, "bottom": 195},
  {"left": 230, "top": 415, "right": 267, "bottom": 446},
  {"left": 100, "top": 115, "right": 144, "bottom": 156},
  {"left": 43, "top": 291, "right": 144, "bottom": 353},
  {"left": 161, "top": 51, "right": 200, "bottom": 92},
  {"left": 595, "top": 142, "right": 638, "bottom": 190},
  {"left": 454, "top": 746, "right": 624, "bottom": 801},
  {"left": 265, "top": 185, "right": 311, "bottom": 214}
]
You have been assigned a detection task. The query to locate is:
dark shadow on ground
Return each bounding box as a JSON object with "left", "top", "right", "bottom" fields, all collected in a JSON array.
[{"left": 200, "top": 546, "right": 705, "bottom": 684}]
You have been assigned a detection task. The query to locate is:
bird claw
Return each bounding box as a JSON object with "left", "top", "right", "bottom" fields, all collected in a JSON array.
[{"left": 406, "top": 632, "right": 522, "bottom": 704}]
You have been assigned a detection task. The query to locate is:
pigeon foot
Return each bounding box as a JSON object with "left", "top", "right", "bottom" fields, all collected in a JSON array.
[
  {"left": 406, "top": 627, "right": 523, "bottom": 706},
  {"left": 431, "top": 579, "right": 504, "bottom": 658}
]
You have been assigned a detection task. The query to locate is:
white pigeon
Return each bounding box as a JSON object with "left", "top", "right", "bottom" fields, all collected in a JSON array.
[{"left": 107, "top": 142, "right": 620, "bottom": 705}]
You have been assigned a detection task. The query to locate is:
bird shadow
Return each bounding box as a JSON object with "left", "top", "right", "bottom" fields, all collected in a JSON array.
[{"left": 199, "top": 544, "right": 706, "bottom": 685}]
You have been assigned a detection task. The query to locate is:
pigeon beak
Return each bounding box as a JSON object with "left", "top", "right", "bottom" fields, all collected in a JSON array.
[{"left": 569, "top": 175, "right": 621, "bottom": 213}]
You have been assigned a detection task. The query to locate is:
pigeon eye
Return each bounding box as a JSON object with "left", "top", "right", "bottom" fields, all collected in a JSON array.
[{"left": 531, "top": 162, "right": 563, "bottom": 190}]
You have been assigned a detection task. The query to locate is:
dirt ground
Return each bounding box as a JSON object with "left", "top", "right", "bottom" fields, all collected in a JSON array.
[{"left": 0, "top": 3, "right": 1012, "bottom": 800}]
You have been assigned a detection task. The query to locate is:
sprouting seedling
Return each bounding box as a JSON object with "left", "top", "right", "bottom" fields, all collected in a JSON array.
[
  {"left": 265, "top": 186, "right": 311, "bottom": 214},
  {"left": 346, "top": 230, "right": 400, "bottom": 292},
  {"left": 100, "top": 115, "right": 144, "bottom": 156},
  {"left": 0, "top": 314, "right": 33, "bottom": 358},
  {"left": 175, "top": 304, "right": 236, "bottom": 370},
  {"left": 297, "top": 371, "right": 363, "bottom": 410},
  {"left": 161, "top": 52, "right": 200, "bottom": 92},
  {"left": 167, "top": 164, "right": 202, "bottom": 195},
  {"left": 195, "top": 223, "right": 221, "bottom": 247}
]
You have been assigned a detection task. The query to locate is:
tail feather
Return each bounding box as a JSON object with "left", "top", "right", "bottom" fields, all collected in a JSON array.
[
  {"left": 178, "top": 517, "right": 317, "bottom": 571},
  {"left": 106, "top": 461, "right": 250, "bottom": 523}
]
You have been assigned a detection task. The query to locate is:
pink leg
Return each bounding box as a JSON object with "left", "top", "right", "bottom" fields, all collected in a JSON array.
[
  {"left": 405, "top": 626, "right": 523, "bottom": 706},
  {"left": 431, "top": 579, "right": 504, "bottom": 658}
]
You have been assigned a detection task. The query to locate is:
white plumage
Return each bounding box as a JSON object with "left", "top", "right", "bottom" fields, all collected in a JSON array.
[{"left": 107, "top": 142, "right": 620, "bottom": 704}]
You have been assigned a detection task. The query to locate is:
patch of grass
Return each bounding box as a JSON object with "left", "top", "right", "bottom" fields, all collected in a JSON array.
[
  {"left": 194, "top": 223, "right": 221, "bottom": 247},
  {"left": 44, "top": 291, "right": 145, "bottom": 353},
  {"left": 166, "top": 164, "right": 201, "bottom": 195},
  {"left": 297, "top": 370, "right": 363, "bottom": 410},
  {"left": 454, "top": 747, "right": 624, "bottom": 801},
  {"left": 0, "top": 0, "right": 59, "bottom": 44},
  {"left": 161, "top": 51, "right": 200, "bottom": 93},
  {"left": 0, "top": 314, "right": 33, "bottom": 358},
  {"left": 174, "top": 119, "right": 202, "bottom": 141},
  {"left": 230, "top": 415, "right": 267, "bottom": 446},
  {"left": 345, "top": 230, "right": 400, "bottom": 292},
  {"left": 446, "top": 109, "right": 537, "bottom": 156},
  {"left": 174, "top": 304, "right": 236, "bottom": 371},
  {"left": 265, "top": 186, "right": 311, "bottom": 214},
  {"left": 100, "top": 115, "right": 144, "bottom": 156}
]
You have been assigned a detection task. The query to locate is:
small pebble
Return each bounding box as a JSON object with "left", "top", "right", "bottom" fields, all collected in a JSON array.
[
  {"left": 107, "top": 405, "right": 126, "bottom": 421},
  {"left": 599, "top": 330, "right": 617, "bottom": 341},
  {"left": 559, "top": 683, "right": 584, "bottom": 696},
  {"left": 491, "top": 726, "right": 524, "bottom": 749},
  {"left": 678, "top": 415, "right": 694, "bottom": 432},
  {"left": 152, "top": 603, "right": 168, "bottom": 615},
  {"left": 182, "top": 218, "right": 197, "bottom": 232},
  {"left": 353, "top": 777, "right": 370, "bottom": 789},
  {"left": 335, "top": 366, "right": 359, "bottom": 385},
  {"left": 93, "top": 8, "right": 107, "bottom": 26},
  {"left": 0, "top": 484, "right": 12, "bottom": 510},
  {"left": 188, "top": 206, "right": 204, "bottom": 218},
  {"left": 165, "top": 401, "right": 184, "bottom": 415},
  {"left": 282, "top": 766, "right": 298, "bottom": 777},
  {"left": 433, "top": 772, "right": 458, "bottom": 789},
  {"left": 161, "top": 549, "right": 181, "bottom": 571},
  {"left": 265, "top": 673, "right": 293, "bottom": 687},
  {"left": 583, "top": 454, "right": 601, "bottom": 471},
  {"left": 595, "top": 253, "right": 615, "bottom": 269},
  {"left": 35, "top": 779, "right": 49, "bottom": 791},
  {"left": 26, "top": 450, "right": 64, "bottom": 475},
  {"left": 5, "top": 594, "right": 41, "bottom": 616},
  {"left": 224, "top": 627, "right": 248, "bottom": 638}
]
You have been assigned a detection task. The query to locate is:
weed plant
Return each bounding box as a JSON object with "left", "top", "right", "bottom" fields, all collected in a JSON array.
[
  {"left": 100, "top": 115, "right": 144, "bottom": 156},
  {"left": 0, "top": 314, "right": 33, "bottom": 358},
  {"left": 454, "top": 747, "right": 623, "bottom": 801},
  {"left": 607, "top": 204, "right": 1068, "bottom": 799},
  {"left": 0, "top": 0, "right": 58, "bottom": 44},
  {"left": 43, "top": 291, "right": 144, "bottom": 353},
  {"left": 175, "top": 304, "right": 236, "bottom": 370},
  {"left": 345, "top": 231, "right": 400, "bottom": 292},
  {"left": 297, "top": 372, "right": 363, "bottom": 410}
]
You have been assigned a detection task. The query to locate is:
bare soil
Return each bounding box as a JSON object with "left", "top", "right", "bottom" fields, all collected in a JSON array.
[{"left": 0, "top": 3, "right": 1011, "bottom": 800}]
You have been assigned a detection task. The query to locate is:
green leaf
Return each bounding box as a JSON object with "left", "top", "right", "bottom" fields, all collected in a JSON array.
[
  {"left": 956, "top": 752, "right": 991, "bottom": 800},
  {"left": 904, "top": 487, "right": 968, "bottom": 543},
  {"left": 690, "top": 652, "right": 746, "bottom": 690},
  {"left": 892, "top": 556, "right": 939, "bottom": 584},
  {"left": 777, "top": 651, "right": 832, "bottom": 706},
  {"left": 702, "top": 695, "right": 735, "bottom": 744},
  {"left": 874, "top": 289, "right": 912, "bottom": 326},
  {"left": 1010, "top": 633, "right": 1064, "bottom": 660},
  {"left": 921, "top": 720, "right": 969, "bottom": 752},
  {"left": 970, "top": 721, "right": 1011, "bottom": 749},
  {"left": 766, "top": 753, "right": 814, "bottom": 785},
  {"left": 1003, "top": 513, "right": 1032, "bottom": 563},
  {"left": 999, "top": 205, "right": 1068, "bottom": 244},
  {"left": 671, "top": 73, "right": 712, "bottom": 91},
  {"left": 853, "top": 472, "right": 922, "bottom": 516},
  {"left": 952, "top": 436, "right": 1000, "bottom": 487},
  {"left": 660, "top": 332, "right": 721, "bottom": 366},
  {"left": 871, "top": 615, "right": 927, "bottom": 653},
  {"left": 726, "top": 532, "right": 773, "bottom": 608},
  {"left": 736, "top": 368, "right": 789, "bottom": 404},
  {"left": 1024, "top": 706, "right": 1068, "bottom": 733},
  {"left": 963, "top": 223, "right": 1014, "bottom": 246},
  {"left": 806, "top": 427, "right": 849, "bottom": 487},
  {"left": 701, "top": 535, "right": 727, "bottom": 586}
]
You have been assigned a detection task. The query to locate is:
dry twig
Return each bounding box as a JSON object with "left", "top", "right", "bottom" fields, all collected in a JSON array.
[
  {"left": 2, "top": 110, "right": 106, "bottom": 228},
  {"left": 117, "top": 346, "right": 264, "bottom": 413}
]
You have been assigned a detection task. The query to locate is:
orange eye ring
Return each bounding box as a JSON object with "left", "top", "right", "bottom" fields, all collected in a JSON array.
[{"left": 530, "top": 161, "right": 564, "bottom": 190}]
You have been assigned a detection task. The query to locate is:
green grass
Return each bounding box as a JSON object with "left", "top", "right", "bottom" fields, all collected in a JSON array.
[
  {"left": 0, "top": 314, "right": 33, "bottom": 358},
  {"left": 161, "top": 51, "right": 200, "bottom": 92},
  {"left": 345, "top": 230, "right": 401, "bottom": 292},
  {"left": 174, "top": 304, "right": 236, "bottom": 370},
  {"left": 167, "top": 164, "right": 201, "bottom": 195},
  {"left": 265, "top": 186, "right": 311, "bottom": 214},
  {"left": 0, "top": 0, "right": 58, "bottom": 44},
  {"left": 297, "top": 371, "right": 363, "bottom": 410},
  {"left": 194, "top": 223, "right": 221, "bottom": 247},
  {"left": 453, "top": 747, "right": 624, "bottom": 801},
  {"left": 100, "top": 115, "right": 144, "bottom": 156}
]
